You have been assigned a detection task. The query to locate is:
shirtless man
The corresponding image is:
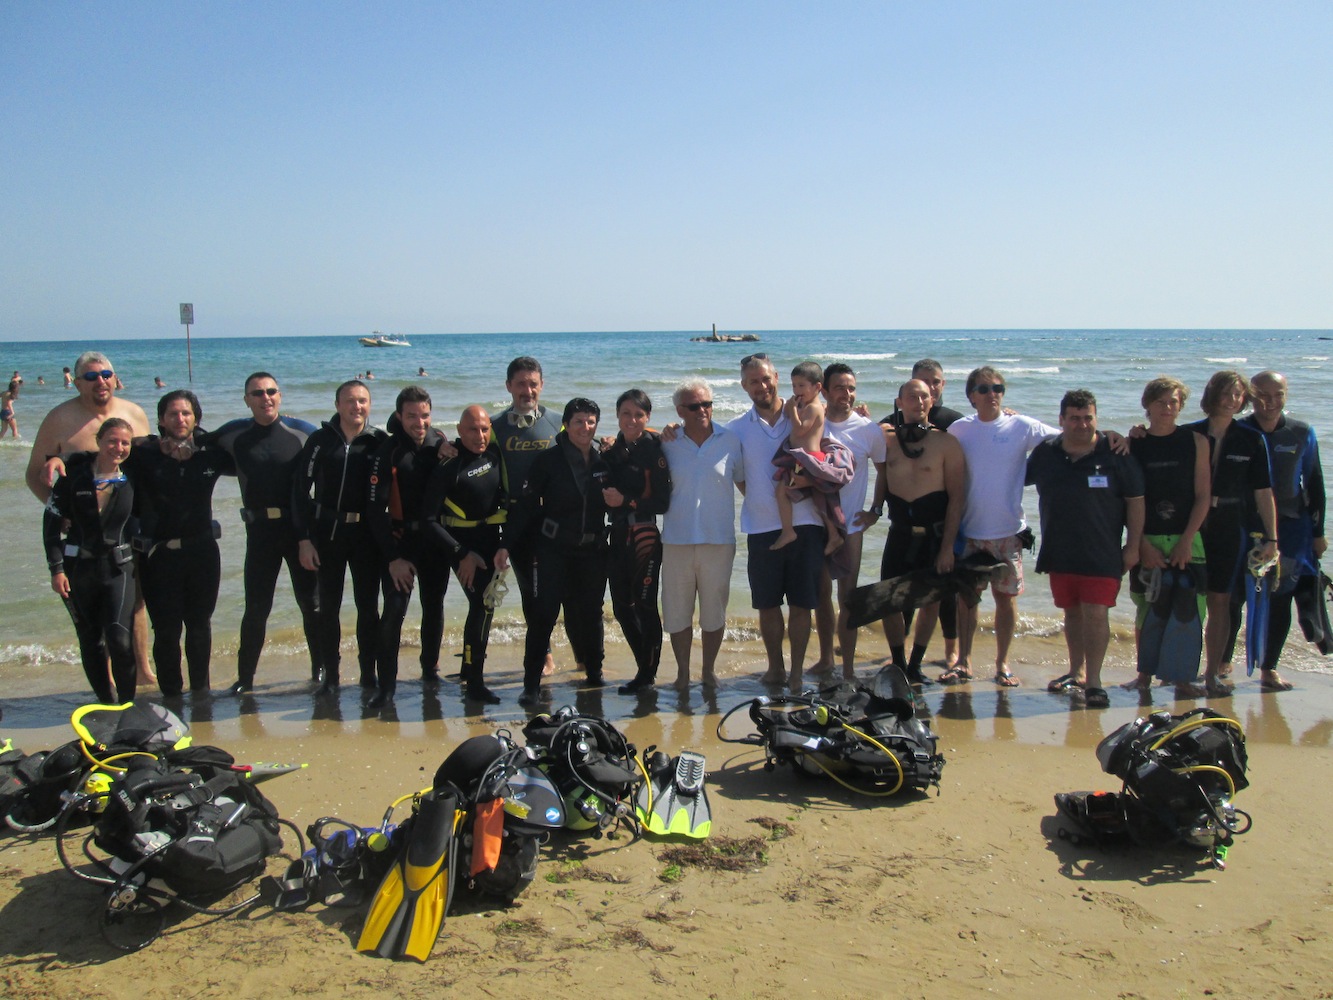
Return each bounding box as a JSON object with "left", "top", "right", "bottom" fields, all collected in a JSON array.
[
  {"left": 28, "top": 351, "right": 155, "bottom": 685},
  {"left": 869, "top": 379, "right": 965, "bottom": 685}
]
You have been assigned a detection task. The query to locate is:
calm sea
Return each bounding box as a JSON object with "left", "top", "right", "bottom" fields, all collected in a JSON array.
[{"left": 3, "top": 328, "right": 1331, "bottom": 678}]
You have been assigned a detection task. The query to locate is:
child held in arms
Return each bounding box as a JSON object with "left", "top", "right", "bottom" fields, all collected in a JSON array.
[{"left": 772, "top": 361, "right": 854, "bottom": 558}]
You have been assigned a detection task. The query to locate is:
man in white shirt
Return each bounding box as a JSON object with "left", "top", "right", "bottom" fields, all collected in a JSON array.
[
  {"left": 660, "top": 377, "right": 744, "bottom": 689},
  {"left": 729, "top": 356, "right": 825, "bottom": 692},
  {"left": 815, "top": 363, "right": 887, "bottom": 679},
  {"left": 945, "top": 366, "right": 1059, "bottom": 687}
]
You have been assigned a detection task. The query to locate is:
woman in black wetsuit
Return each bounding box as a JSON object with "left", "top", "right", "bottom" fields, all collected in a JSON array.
[
  {"left": 128, "top": 390, "right": 235, "bottom": 696},
  {"left": 601, "top": 389, "right": 671, "bottom": 694},
  {"left": 44, "top": 418, "right": 138, "bottom": 703},
  {"left": 510, "top": 398, "right": 610, "bottom": 706},
  {"left": 1186, "top": 370, "right": 1278, "bottom": 696}
]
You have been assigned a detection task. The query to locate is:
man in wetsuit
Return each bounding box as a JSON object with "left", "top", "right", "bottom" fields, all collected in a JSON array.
[
  {"left": 127, "top": 390, "right": 235, "bottom": 697},
  {"left": 364, "top": 386, "right": 447, "bottom": 708},
  {"left": 1026, "top": 390, "right": 1144, "bottom": 709},
  {"left": 293, "top": 380, "right": 387, "bottom": 697},
  {"left": 28, "top": 351, "right": 155, "bottom": 687},
  {"left": 421, "top": 405, "right": 511, "bottom": 704},
  {"left": 491, "top": 356, "right": 564, "bottom": 675},
  {"left": 869, "top": 379, "right": 965, "bottom": 685},
  {"left": 815, "top": 363, "right": 887, "bottom": 679},
  {"left": 1241, "top": 370, "right": 1326, "bottom": 691},
  {"left": 208, "top": 373, "right": 322, "bottom": 695},
  {"left": 880, "top": 359, "right": 966, "bottom": 668}
]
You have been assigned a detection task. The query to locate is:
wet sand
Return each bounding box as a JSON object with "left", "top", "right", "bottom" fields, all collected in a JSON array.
[{"left": 2, "top": 627, "right": 1332, "bottom": 998}]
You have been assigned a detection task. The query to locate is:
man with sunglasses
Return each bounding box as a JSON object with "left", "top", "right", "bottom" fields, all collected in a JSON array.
[
  {"left": 660, "top": 377, "right": 743, "bottom": 689},
  {"left": 27, "top": 351, "right": 155, "bottom": 685},
  {"left": 944, "top": 367, "right": 1060, "bottom": 687},
  {"left": 206, "top": 373, "right": 322, "bottom": 694}
]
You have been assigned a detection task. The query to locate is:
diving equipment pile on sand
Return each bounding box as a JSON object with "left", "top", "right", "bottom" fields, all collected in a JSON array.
[
  {"left": 4, "top": 702, "right": 305, "bottom": 951},
  {"left": 717, "top": 665, "right": 946, "bottom": 796},
  {"left": 1054, "top": 707, "right": 1252, "bottom": 869},
  {"left": 344, "top": 710, "right": 713, "bottom": 961}
]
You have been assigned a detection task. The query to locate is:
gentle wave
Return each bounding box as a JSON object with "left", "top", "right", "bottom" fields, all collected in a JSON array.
[
  {"left": 813, "top": 352, "right": 898, "bottom": 361},
  {"left": 1204, "top": 357, "right": 1248, "bottom": 364}
]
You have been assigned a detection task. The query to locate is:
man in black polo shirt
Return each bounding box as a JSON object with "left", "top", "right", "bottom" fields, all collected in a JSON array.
[{"left": 1026, "top": 389, "right": 1145, "bottom": 709}]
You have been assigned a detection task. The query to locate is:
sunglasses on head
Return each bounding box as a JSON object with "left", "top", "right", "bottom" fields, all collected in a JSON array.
[
  {"left": 81, "top": 369, "right": 115, "bottom": 382},
  {"left": 248, "top": 387, "right": 280, "bottom": 398},
  {"left": 684, "top": 400, "right": 713, "bottom": 412},
  {"left": 973, "top": 384, "right": 1005, "bottom": 395},
  {"left": 740, "top": 353, "right": 769, "bottom": 367}
]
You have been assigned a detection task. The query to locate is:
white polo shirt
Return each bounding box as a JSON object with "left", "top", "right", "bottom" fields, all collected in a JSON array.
[
  {"left": 949, "top": 412, "right": 1058, "bottom": 540},
  {"left": 825, "top": 413, "right": 887, "bottom": 535},
  {"left": 661, "top": 425, "right": 744, "bottom": 545},
  {"left": 727, "top": 406, "right": 822, "bottom": 535}
]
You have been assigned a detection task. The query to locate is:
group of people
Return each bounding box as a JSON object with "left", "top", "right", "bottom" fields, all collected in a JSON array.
[{"left": 25, "top": 348, "right": 1324, "bottom": 713}]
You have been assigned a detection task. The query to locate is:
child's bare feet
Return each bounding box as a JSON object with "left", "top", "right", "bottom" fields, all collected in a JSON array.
[
  {"left": 823, "top": 533, "right": 843, "bottom": 556},
  {"left": 771, "top": 529, "right": 797, "bottom": 551}
]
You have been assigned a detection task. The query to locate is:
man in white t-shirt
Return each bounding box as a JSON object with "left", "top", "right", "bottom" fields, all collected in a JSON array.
[
  {"left": 945, "top": 366, "right": 1059, "bottom": 687},
  {"left": 728, "top": 355, "right": 825, "bottom": 692},
  {"left": 814, "top": 362, "right": 887, "bottom": 678},
  {"left": 660, "top": 377, "right": 744, "bottom": 689}
]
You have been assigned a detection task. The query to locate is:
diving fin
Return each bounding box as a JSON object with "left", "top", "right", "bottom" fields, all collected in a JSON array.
[
  {"left": 356, "top": 787, "right": 460, "bottom": 962},
  {"left": 636, "top": 750, "right": 711, "bottom": 839}
]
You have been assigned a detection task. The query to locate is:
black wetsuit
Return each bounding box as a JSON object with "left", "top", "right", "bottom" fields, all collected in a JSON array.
[
  {"left": 365, "top": 414, "right": 446, "bottom": 696},
  {"left": 602, "top": 430, "right": 671, "bottom": 683},
  {"left": 292, "top": 416, "right": 388, "bottom": 688},
  {"left": 881, "top": 490, "right": 950, "bottom": 578},
  {"left": 44, "top": 461, "right": 138, "bottom": 703},
  {"left": 491, "top": 406, "right": 571, "bottom": 660},
  {"left": 880, "top": 412, "right": 963, "bottom": 641},
  {"left": 207, "top": 414, "right": 321, "bottom": 686},
  {"left": 125, "top": 435, "right": 235, "bottom": 695},
  {"left": 421, "top": 441, "right": 509, "bottom": 697},
  {"left": 1184, "top": 418, "right": 1271, "bottom": 595},
  {"left": 509, "top": 432, "right": 610, "bottom": 693}
]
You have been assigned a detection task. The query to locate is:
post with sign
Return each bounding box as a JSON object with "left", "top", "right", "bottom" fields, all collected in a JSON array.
[{"left": 180, "top": 303, "right": 194, "bottom": 383}]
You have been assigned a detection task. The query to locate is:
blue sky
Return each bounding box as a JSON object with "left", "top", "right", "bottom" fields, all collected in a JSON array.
[{"left": 2, "top": 2, "right": 1330, "bottom": 340}]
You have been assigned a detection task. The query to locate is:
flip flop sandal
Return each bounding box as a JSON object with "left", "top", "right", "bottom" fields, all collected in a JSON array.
[
  {"left": 1259, "top": 677, "right": 1294, "bottom": 692},
  {"left": 1083, "top": 687, "right": 1110, "bottom": 708},
  {"left": 995, "top": 671, "right": 1020, "bottom": 688},
  {"left": 1046, "top": 672, "right": 1083, "bottom": 693},
  {"left": 937, "top": 667, "right": 973, "bottom": 685}
]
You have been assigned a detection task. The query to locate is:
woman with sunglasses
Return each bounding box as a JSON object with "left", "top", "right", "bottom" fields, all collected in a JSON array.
[{"left": 43, "top": 418, "right": 140, "bottom": 703}]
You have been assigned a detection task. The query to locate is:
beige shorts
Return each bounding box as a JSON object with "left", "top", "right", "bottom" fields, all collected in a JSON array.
[
  {"left": 661, "top": 543, "right": 736, "bottom": 634},
  {"left": 962, "top": 535, "right": 1024, "bottom": 596}
]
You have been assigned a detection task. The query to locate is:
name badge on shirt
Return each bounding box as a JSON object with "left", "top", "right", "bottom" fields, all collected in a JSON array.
[{"left": 1088, "top": 475, "right": 1109, "bottom": 488}]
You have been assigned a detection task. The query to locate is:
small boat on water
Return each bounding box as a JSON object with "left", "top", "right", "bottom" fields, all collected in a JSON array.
[{"left": 359, "top": 331, "right": 412, "bottom": 348}]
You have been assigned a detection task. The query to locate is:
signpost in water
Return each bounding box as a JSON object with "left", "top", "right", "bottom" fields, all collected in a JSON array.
[{"left": 180, "top": 302, "right": 194, "bottom": 382}]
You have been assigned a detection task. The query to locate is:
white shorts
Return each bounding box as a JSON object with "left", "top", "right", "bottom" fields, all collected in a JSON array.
[{"left": 661, "top": 543, "right": 736, "bottom": 634}]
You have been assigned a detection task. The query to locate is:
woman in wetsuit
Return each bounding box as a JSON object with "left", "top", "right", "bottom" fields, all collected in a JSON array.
[
  {"left": 1186, "top": 370, "right": 1278, "bottom": 695},
  {"left": 509, "top": 398, "right": 610, "bottom": 706},
  {"left": 601, "top": 389, "right": 671, "bottom": 693},
  {"left": 128, "top": 391, "right": 235, "bottom": 696},
  {"left": 44, "top": 418, "right": 138, "bottom": 703},
  {"left": 1125, "top": 376, "right": 1211, "bottom": 697}
]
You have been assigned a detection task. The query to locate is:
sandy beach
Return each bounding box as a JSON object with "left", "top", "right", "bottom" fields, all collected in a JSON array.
[{"left": 3, "top": 625, "right": 1332, "bottom": 999}]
